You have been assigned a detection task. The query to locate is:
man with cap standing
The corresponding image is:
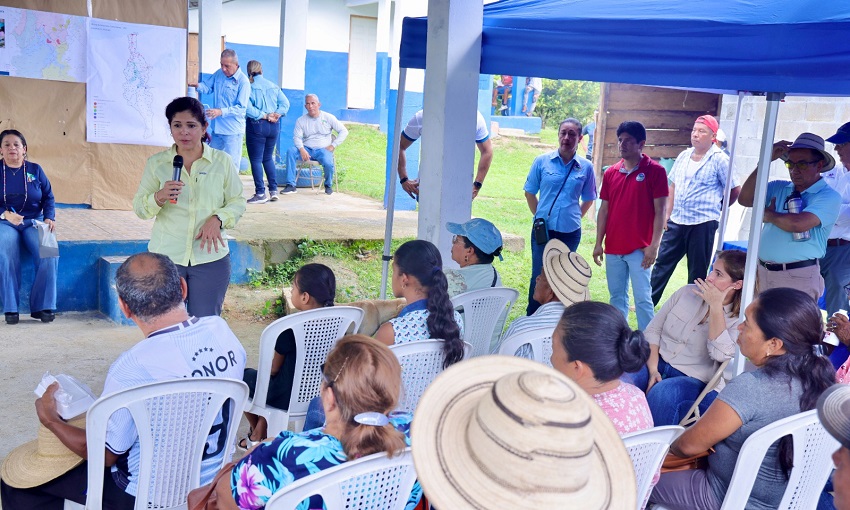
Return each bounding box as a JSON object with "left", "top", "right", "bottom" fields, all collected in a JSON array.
[
  {"left": 817, "top": 384, "right": 850, "bottom": 510},
  {"left": 651, "top": 115, "right": 741, "bottom": 305},
  {"left": 820, "top": 122, "right": 850, "bottom": 316},
  {"left": 738, "top": 133, "right": 841, "bottom": 300}
]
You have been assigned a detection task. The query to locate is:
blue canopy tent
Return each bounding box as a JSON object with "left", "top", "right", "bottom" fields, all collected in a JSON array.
[{"left": 381, "top": 0, "right": 850, "bottom": 374}]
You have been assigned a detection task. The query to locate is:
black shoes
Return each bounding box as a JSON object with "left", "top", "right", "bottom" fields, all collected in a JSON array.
[
  {"left": 325, "top": 186, "right": 333, "bottom": 195},
  {"left": 31, "top": 310, "right": 55, "bottom": 323},
  {"left": 5, "top": 313, "right": 18, "bottom": 325}
]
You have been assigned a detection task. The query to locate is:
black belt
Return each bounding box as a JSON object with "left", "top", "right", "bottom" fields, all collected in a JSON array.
[
  {"left": 827, "top": 238, "right": 850, "bottom": 247},
  {"left": 759, "top": 259, "right": 818, "bottom": 271}
]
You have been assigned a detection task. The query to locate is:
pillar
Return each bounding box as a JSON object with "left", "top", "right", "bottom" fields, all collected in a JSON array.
[{"left": 198, "top": 0, "right": 223, "bottom": 75}]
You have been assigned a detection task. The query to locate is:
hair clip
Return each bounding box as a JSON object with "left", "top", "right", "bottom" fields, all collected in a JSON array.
[
  {"left": 354, "top": 412, "right": 390, "bottom": 427},
  {"left": 812, "top": 344, "right": 826, "bottom": 357},
  {"left": 432, "top": 266, "right": 442, "bottom": 274}
]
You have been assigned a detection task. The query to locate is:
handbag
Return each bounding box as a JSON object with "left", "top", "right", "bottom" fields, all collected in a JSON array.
[
  {"left": 660, "top": 448, "right": 714, "bottom": 473},
  {"left": 187, "top": 461, "right": 236, "bottom": 510}
]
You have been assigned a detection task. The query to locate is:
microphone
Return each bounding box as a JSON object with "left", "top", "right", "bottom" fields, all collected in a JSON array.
[{"left": 171, "top": 155, "right": 183, "bottom": 204}]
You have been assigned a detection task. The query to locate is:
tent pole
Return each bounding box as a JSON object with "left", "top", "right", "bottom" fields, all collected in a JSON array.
[
  {"left": 714, "top": 91, "right": 746, "bottom": 253},
  {"left": 732, "top": 92, "right": 783, "bottom": 376},
  {"left": 380, "top": 67, "right": 408, "bottom": 299}
]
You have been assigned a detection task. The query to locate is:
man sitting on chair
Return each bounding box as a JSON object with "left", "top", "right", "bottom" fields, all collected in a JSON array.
[
  {"left": 283, "top": 94, "right": 349, "bottom": 196},
  {"left": 0, "top": 252, "right": 246, "bottom": 509}
]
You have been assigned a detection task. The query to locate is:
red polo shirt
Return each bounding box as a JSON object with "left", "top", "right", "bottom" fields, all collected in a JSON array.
[{"left": 599, "top": 154, "right": 669, "bottom": 255}]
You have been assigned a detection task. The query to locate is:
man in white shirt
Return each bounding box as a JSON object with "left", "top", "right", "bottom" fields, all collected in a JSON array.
[
  {"left": 396, "top": 109, "right": 494, "bottom": 200},
  {"left": 822, "top": 122, "right": 850, "bottom": 316},
  {"left": 283, "top": 94, "right": 348, "bottom": 195},
  {"left": 0, "top": 252, "right": 246, "bottom": 508}
]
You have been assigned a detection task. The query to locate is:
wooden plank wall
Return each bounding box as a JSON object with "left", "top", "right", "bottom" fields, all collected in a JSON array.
[{"left": 595, "top": 83, "right": 722, "bottom": 174}]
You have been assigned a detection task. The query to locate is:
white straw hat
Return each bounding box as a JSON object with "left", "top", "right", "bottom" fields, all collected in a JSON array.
[
  {"left": 543, "top": 239, "right": 592, "bottom": 305},
  {"left": 412, "top": 356, "right": 636, "bottom": 509},
  {"left": 1, "top": 416, "right": 86, "bottom": 488}
]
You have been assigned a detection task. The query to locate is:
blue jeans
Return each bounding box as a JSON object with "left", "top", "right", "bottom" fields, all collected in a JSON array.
[
  {"left": 820, "top": 243, "right": 850, "bottom": 316},
  {"left": 246, "top": 119, "right": 279, "bottom": 194},
  {"left": 0, "top": 220, "right": 58, "bottom": 313},
  {"left": 527, "top": 227, "right": 581, "bottom": 315},
  {"left": 285, "top": 146, "right": 335, "bottom": 188},
  {"left": 210, "top": 133, "right": 243, "bottom": 172},
  {"left": 630, "top": 357, "right": 717, "bottom": 426},
  {"left": 605, "top": 248, "right": 654, "bottom": 329},
  {"left": 303, "top": 396, "right": 325, "bottom": 430}
]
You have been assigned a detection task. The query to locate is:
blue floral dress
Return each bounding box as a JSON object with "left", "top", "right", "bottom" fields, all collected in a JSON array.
[
  {"left": 230, "top": 413, "right": 420, "bottom": 509},
  {"left": 388, "top": 299, "right": 464, "bottom": 344}
]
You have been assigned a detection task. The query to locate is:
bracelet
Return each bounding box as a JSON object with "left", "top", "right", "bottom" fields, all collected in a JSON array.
[
  {"left": 473, "top": 181, "right": 483, "bottom": 189},
  {"left": 399, "top": 177, "right": 409, "bottom": 185}
]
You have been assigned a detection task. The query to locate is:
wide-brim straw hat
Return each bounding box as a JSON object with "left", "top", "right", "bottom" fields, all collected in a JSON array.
[
  {"left": 1, "top": 416, "right": 86, "bottom": 488},
  {"left": 412, "top": 356, "right": 636, "bottom": 510},
  {"left": 543, "top": 238, "right": 592, "bottom": 305}
]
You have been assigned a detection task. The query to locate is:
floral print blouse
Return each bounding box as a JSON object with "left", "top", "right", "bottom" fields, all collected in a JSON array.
[
  {"left": 231, "top": 413, "right": 419, "bottom": 509},
  {"left": 387, "top": 299, "right": 464, "bottom": 345},
  {"left": 591, "top": 382, "right": 654, "bottom": 434}
]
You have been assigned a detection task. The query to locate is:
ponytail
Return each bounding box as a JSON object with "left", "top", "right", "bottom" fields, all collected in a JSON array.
[{"left": 293, "top": 263, "right": 336, "bottom": 308}]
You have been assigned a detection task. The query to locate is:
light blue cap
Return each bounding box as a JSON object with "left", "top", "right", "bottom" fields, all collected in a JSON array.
[{"left": 446, "top": 218, "right": 504, "bottom": 261}]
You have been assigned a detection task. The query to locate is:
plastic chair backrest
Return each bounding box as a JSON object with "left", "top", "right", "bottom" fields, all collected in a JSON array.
[
  {"left": 84, "top": 378, "right": 249, "bottom": 510},
  {"left": 451, "top": 287, "right": 519, "bottom": 357},
  {"left": 251, "top": 306, "right": 364, "bottom": 435},
  {"left": 496, "top": 325, "right": 556, "bottom": 366},
  {"left": 622, "top": 425, "right": 685, "bottom": 510},
  {"left": 390, "top": 340, "right": 448, "bottom": 413},
  {"left": 720, "top": 409, "right": 840, "bottom": 510},
  {"left": 265, "top": 448, "right": 417, "bottom": 510}
]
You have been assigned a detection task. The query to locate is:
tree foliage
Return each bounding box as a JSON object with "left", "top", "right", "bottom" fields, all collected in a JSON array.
[{"left": 535, "top": 79, "right": 601, "bottom": 129}]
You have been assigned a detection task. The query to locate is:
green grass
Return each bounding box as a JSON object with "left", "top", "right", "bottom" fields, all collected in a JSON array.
[{"left": 252, "top": 124, "right": 688, "bottom": 329}]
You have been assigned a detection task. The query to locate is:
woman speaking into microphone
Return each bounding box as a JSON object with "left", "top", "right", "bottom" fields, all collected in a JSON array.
[{"left": 133, "top": 97, "right": 246, "bottom": 317}]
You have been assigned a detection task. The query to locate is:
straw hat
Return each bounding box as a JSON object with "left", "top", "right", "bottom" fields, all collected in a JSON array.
[
  {"left": 543, "top": 239, "right": 592, "bottom": 305},
  {"left": 781, "top": 132, "right": 836, "bottom": 172},
  {"left": 1, "top": 416, "right": 86, "bottom": 488},
  {"left": 817, "top": 384, "right": 850, "bottom": 450},
  {"left": 412, "top": 356, "right": 636, "bottom": 509}
]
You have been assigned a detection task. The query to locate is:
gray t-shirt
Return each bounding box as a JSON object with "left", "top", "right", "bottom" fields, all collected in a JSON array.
[{"left": 707, "top": 369, "right": 803, "bottom": 509}]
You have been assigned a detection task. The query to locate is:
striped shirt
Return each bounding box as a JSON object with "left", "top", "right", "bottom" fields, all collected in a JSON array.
[
  {"left": 497, "top": 301, "right": 565, "bottom": 357},
  {"left": 669, "top": 144, "right": 737, "bottom": 225}
]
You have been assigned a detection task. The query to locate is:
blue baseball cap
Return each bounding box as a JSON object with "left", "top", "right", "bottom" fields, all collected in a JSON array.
[
  {"left": 827, "top": 122, "right": 850, "bottom": 145},
  {"left": 446, "top": 218, "right": 504, "bottom": 261}
]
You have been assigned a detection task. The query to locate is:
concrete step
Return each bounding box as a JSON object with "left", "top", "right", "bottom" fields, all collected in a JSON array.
[{"left": 98, "top": 256, "right": 134, "bottom": 325}]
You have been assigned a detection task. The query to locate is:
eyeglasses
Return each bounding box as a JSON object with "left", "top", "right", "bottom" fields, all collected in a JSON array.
[
  {"left": 835, "top": 142, "right": 850, "bottom": 150},
  {"left": 784, "top": 160, "right": 819, "bottom": 171},
  {"left": 844, "top": 283, "right": 850, "bottom": 299}
]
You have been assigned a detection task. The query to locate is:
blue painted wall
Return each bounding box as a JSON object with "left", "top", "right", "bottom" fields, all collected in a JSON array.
[
  {"left": 11, "top": 240, "right": 262, "bottom": 315},
  {"left": 305, "top": 49, "right": 349, "bottom": 118}
]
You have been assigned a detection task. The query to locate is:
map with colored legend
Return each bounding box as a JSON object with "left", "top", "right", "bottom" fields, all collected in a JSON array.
[
  {"left": 86, "top": 19, "right": 185, "bottom": 146},
  {"left": 0, "top": 6, "right": 87, "bottom": 82}
]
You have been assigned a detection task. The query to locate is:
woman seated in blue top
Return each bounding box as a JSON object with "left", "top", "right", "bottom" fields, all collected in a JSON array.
[
  {"left": 0, "top": 129, "right": 58, "bottom": 325},
  {"left": 240, "top": 263, "right": 336, "bottom": 448},
  {"left": 219, "top": 334, "right": 420, "bottom": 510},
  {"left": 649, "top": 288, "right": 835, "bottom": 510}
]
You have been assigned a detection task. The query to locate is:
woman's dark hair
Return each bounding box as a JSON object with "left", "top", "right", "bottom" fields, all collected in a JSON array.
[
  {"left": 165, "top": 97, "right": 210, "bottom": 143},
  {"left": 461, "top": 236, "right": 498, "bottom": 265},
  {"left": 394, "top": 240, "right": 463, "bottom": 367},
  {"left": 714, "top": 249, "right": 747, "bottom": 317},
  {"left": 556, "top": 301, "right": 649, "bottom": 382},
  {"left": 752, "top": 288, "right": 835, "bottom": 476},
  {"left": 0, "top": 129, "right": 27, "bottom": 150},
  {"left": 293, "top": 263, "right": 336, "bottom": 307}
]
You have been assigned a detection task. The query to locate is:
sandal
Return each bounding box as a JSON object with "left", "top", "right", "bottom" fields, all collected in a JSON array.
[{"left": 238, "top": 435, "right": 260, "bottom": 450}]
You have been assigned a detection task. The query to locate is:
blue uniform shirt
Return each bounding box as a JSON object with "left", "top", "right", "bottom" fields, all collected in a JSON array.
[
  {"left": 246, "top": 75, "right": 290, "bottom": 120},
  {"left": 197, "top": 67, "right": 251, "bottom": 135},
  {"left": 524, "top": 151, "right": 596, "bottom": 233}
]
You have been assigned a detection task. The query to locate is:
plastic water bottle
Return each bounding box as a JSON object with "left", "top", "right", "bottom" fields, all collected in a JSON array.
[
  {"left": 825, "top": 309, "right": 849, "bottom": 347},
  {"left": 785, "top": 191, "right": 811, "bottom": 241}
]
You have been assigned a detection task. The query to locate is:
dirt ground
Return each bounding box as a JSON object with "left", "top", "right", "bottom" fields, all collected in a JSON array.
[{"left": 0, "top": 285, "right": 281, "bottom": 486}]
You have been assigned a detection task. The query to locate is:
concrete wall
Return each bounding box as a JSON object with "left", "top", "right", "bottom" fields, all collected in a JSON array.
[{"left": 718, "top": 95, "right": 850, "bottom": 240}]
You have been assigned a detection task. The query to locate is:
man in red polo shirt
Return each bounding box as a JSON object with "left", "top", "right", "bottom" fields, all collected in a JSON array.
[{"left": 593, "top": 121, "right": 668, "bottom": 329}]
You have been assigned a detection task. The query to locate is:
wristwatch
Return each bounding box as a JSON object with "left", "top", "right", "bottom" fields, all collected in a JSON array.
[{"left": 473, "top": 181, "right": 483, "bottom": 189}]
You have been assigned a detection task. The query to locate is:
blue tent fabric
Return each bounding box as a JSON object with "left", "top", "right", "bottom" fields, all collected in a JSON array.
[{"left": 399, "top": 0, "right": 850, "bottom": 96}]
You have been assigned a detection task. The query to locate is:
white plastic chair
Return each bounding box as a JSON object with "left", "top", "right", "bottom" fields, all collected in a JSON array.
[
  {"left": 82, "top": 378, "right": 249, "bottom": 510},
  {"left": 451, "top": 287, "right": 519, "bottom": 358},
  {"left": 622, "top": 425, "right": 684, "bottom": 510},
  {"left": 265, "top": 447, "right": 417, "bottom": 510},
  {"left": 654, "top": 410, "right": 839, "bottom": 510},
  {"left": 248, "top": 306, "right": 364, "bottom": 436},
  {"left": 496, "top": 325, "right": 556, "bottom": 366},
  {"left": 389, "top": 339, "right": 472, "bottom": 413},
  {"left": 679, "top": 359, "right": 730, "bottom": 427}
]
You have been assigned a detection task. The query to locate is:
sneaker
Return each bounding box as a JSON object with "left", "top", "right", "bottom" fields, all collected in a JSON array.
[
  {"left": 499, "top": 104, "right": 508, "bottom": 111},
  {"left": 5, "top": 312, "right": 19, "bottom": 325},
  {"left": 281, "top": 184, "right": 298, "bottom": 194},
  {"left": 325, "top": 186, "right": 333, "bottom": 195},
  {"left": 247, "top": 193, "right": 269, "bottom": 204},
  {"left": 31, "top": 310, "right": 55, "bottom": 323},
  {"left": 269, "top": 190, "right": 279, "bottom": 202}
]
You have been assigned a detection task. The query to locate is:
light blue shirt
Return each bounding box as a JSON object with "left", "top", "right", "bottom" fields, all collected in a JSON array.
[
  {"left": 524, "top": 151, "right": 596, "bottom": 233},
  {"left": 669, "top": 144, "right": 738, "bottom": 225},
  {"left": 246, "top": 75, "right": 290, "bottom": 120},
  {"left": 196, "top": 67, "right": 251, "bottom": 135},
  {"left": 758, "top": 178, "right": 841, "bottom": 263}
]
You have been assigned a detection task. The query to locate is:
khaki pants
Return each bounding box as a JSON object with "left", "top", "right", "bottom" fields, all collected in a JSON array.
[{"left": 756, "top": 261, "right": 824, "bottom": 301}]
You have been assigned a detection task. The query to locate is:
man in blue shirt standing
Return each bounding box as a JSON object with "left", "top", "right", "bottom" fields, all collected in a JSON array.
[
  {"left": 195, "top": 49, "right": 251, "bottom": 172},
  {"left": 523, "top": 118, "right": 596, "bottom": 315},
  {"left": 738, "top": 133, "right": 841, "bottom": 301}
]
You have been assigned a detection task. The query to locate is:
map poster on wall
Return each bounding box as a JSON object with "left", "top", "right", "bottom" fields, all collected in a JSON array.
[
  {"left": 0, "top": 6, "right": 87, "bottom": 82},
  {"left": 87, "top": 19, "right": 186, "bottom": 147}
]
